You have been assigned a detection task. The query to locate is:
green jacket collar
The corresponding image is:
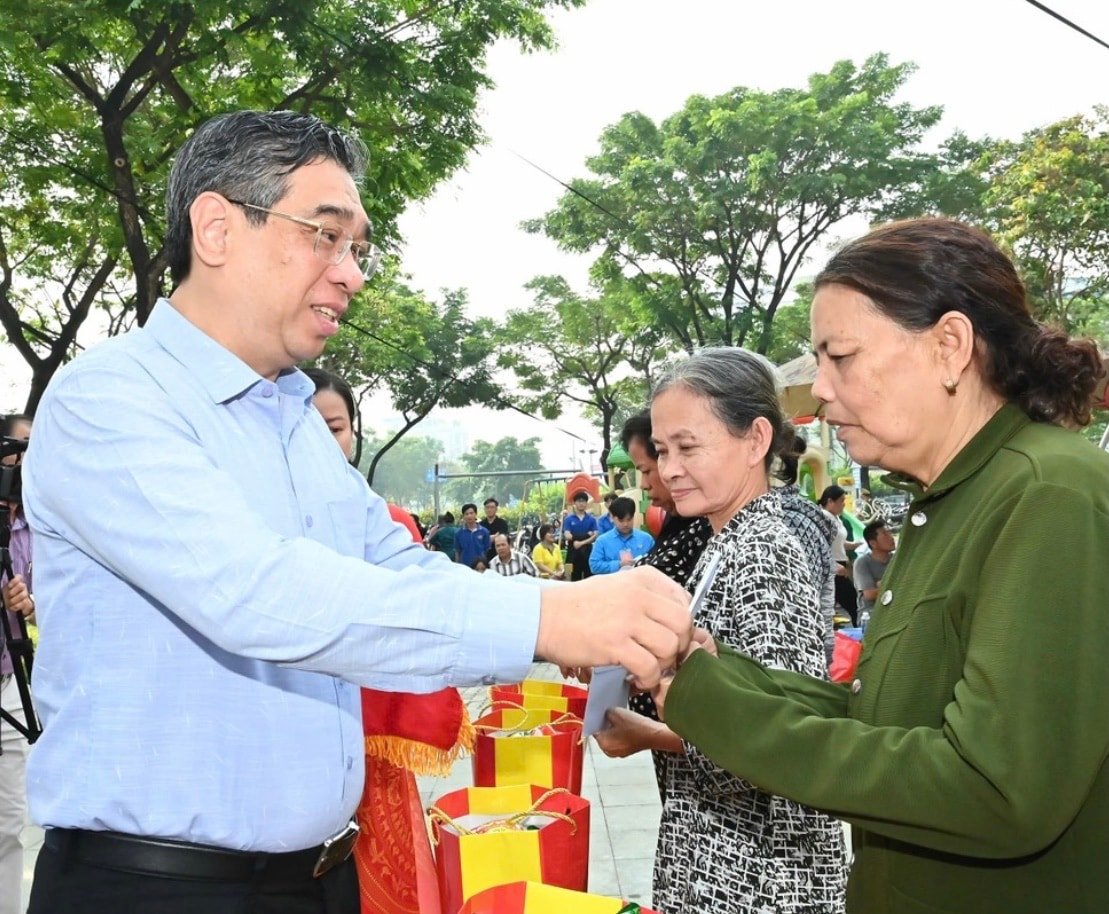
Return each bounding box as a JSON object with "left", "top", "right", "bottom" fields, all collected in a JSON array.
[{"left": 884, "top": 402, "right": 1030, "bottom": 502}]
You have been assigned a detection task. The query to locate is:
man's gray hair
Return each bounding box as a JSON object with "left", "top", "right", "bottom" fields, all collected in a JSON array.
[
  {"left": 651, "top": 347, "right": 792, "bottom": 469},
  {"left": 165, "top": 110, "right": 368, "bottom": 285}
]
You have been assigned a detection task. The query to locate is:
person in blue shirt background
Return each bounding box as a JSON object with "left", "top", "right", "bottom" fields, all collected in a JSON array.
[
  {"left": 20, "top": 109, "right": 693, "bottom": 914},
  {"left": 590, "top": 496, "right": 655, "bottom": 574},
  {"left": 597, "top": 491, "right": 617, "bottom": 535},
  {"left": 562, "top": 491, "right": 599, "bottom": 581},
  {"left": 453, "top": 503, "right": 491, "bottom": 567}
]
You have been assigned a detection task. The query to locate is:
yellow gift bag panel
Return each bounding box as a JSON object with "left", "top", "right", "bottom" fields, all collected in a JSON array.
[
  {"left": 429, "top": 786, "right": 590, "bottom": 914},
  {"left": 472, "top": 707, "right": 583, "bottom": 794}
]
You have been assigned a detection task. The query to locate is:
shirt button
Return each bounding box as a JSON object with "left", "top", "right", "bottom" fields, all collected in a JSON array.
[
  {"left": 345, "top": 756, "right": 354, "bottom": 771},
  {"left": 261, "top": 386, "right": 274, "bottom": 399},
  {"left": 881, "top": 590, "right": 893, "bottom": 606},
  {"left": 851, "top": 678, "right": 862, "bottom": 695},
  {"left": 910, "top": 511, "right": 927, "bottom": 526},
  {"left": 305, "top": 515, "right": 313, "bottom": 528}
]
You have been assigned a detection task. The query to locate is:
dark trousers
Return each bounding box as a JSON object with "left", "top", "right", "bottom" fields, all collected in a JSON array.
[
  {"left": 569, "top": 542, "right": 593, "bottom": 581},
  {"left": 27, "top": 841, "right": 359, "bottom": 914},
  {"left": 834, "top": 566, "right": 858, "bottom": 627}
]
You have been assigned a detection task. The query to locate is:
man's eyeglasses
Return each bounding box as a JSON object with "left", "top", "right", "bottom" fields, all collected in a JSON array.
[{"left": 226, "top": 199, "right": 382, "bottom": 280}]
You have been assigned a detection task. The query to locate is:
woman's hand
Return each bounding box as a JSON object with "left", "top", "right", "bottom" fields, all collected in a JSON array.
[
  {"left": 691, "top": 627, "right": 718, "bottom": 657},
  {"left": 594, "top": 707, "right": 681, "bottom": 758},
  {"left": 652, "top": 631, "right": 715, "bottom": 718}
]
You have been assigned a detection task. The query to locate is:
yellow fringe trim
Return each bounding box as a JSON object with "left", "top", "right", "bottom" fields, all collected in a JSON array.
[{"left": 363, "top": 708, "right": 476, "bottom": 777}]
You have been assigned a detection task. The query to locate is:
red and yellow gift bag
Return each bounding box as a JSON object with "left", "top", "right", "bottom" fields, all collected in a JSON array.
[
  {"left": 456, "top": 881, "right": 659, "bottom": 913},
  {"left": 472, "top": 707, "right": 584, "bottom": 795},
  {"left": 428, "top": 785, "right": 590, "bottom": 914},
  {"left": 489, "top": 680, "right": 588, "bottom": 718}
]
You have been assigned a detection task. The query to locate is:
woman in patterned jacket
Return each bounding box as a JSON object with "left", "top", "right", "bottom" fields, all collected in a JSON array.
[{"left": 596, "top": 348, "right": 847, "bottom": 913}]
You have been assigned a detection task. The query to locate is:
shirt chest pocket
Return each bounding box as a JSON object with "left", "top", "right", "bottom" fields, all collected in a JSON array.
[
  {"left": 852, "top": 593, "right": 964, "bottom": 727},
  {"left": 321, "top": 498, "right": 367, "bottom": 557}
]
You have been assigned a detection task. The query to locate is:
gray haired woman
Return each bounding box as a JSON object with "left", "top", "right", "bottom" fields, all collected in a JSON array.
[{"left": 595, "top": 346, "right": 847, "bottom": 913}]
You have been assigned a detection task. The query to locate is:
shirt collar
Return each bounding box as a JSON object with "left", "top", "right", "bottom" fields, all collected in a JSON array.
[
  {"left": 144, "top": 299, "right": 314, "bottom": 405},
  {"left": 884, "top": 402, "right": 1029, "bottom": 502}
]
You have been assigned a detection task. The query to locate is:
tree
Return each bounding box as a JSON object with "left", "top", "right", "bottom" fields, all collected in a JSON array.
[
  {"left": 498, "top": 275, "right": 672, "bottom": 469},
  {"left": 447, "top": 436, "right": 544, "bottom": 504},
  {"left": 0, "top": 0, "right": 584, "bottom": 410},
  {"left": 983, "top": 111, "right": 1109, "bottom": 337},
  {"left": 334, "top": 285, "right": 502, "bottom": 486},
  {"left": 357, "top": 432, "right": 444, "bottom": 511},
  {"left": 764, "top": 283, "right": 816, "bottom": 366},
  {"left": 527, "top": 54, "right": 945, "bottom": 355}
]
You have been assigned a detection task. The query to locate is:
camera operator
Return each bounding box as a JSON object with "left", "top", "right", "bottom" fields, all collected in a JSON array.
[{"left": 1, "top": 412, "right": 32, "bottom": 914}]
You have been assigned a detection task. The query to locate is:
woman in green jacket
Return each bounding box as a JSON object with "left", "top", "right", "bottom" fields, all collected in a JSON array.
[{"left": 657, "top": 218, "right": 1109, "bottom": 914}]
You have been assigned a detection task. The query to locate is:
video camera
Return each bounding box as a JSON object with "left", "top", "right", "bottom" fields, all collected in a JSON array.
[{"left": 0, "top": 435, "right": 27, "bottom": 504}]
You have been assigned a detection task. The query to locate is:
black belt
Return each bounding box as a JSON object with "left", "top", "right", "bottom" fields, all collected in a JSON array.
[{"left": 44, "top": 823, "right": 359, "bottom": 882}]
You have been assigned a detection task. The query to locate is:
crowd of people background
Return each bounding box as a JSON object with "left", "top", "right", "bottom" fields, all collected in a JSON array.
[{"left": 0, "top": 107, "right": 1105, "bottom": 914}]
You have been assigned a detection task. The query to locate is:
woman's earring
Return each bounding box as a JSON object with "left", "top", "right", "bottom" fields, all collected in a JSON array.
[{"left": 943, "top": 378, "right": 958, "bottom": 394}]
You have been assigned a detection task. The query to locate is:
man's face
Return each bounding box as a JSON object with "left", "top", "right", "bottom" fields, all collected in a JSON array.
[
  {"left": 873, "top": 526, "right": 896, "bottom": 553},
  {"left": 614, "top": 514, "right": 635, "bottom": 536},
  {"left": 494, "top": 536, "right": 511, "bottom": 560},
  {"left": 463, "top": 507, "right": 477, "bottom": 526},
  {"left": 484, "top": 502, "right": 497, "bottom": 520},
  {"left": 573, "top": 497, "right": 588, "bottom": 514},
  {"left": 229, "top": 159, "right": 370, "bottom": 380}
]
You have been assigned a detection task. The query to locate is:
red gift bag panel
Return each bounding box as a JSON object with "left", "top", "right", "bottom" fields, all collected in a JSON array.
[
  {"left": 489, "top": 680, "right": 588, "bottom": 719},
  {"left": 829, "top": 630, "right": 863, "bottom": 683},
  {"left": 472, "top": 707, "right": 584, "bottom": 795},
  {"left": 456, "top": 880, "right": 660, "bottom": 913},
  {"left": 428, "top": 785, "right": 590, "bottom": 914}
]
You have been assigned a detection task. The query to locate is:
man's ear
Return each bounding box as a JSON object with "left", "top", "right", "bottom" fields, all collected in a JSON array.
[{"left": 188, "top": 192, "right": 233, "bottom": 270}]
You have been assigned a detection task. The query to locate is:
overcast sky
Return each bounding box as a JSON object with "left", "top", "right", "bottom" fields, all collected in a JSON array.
[{"left": 4, "top": 0, "right": 1108, "bottom": 466}]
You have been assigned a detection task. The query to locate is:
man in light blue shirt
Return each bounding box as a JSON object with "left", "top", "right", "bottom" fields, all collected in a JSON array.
[
  {"left": 22, "top": 110, "right": 691, "bottom": 914},
  {"left": 590, "top": 496, "right": 655, "bottom": 574}
]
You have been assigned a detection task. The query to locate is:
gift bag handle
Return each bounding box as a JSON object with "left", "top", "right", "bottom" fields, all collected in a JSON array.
[
  {"left": 427, "top": 787, "right": 579, "bottom": 844},
  {"left": 473, "top": 709, "right": 583, "bottom": 733}
]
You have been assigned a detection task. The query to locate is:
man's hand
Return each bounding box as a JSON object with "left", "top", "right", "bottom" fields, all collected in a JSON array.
[
  {"left": 594, "top": 707, "right": 682, "bottom": 758},
  {"left": 2, "top": 574, "right": 34, "bottom": 617},
  {"left": 535, "top": 566, "right": 692, "bottom": 690}
]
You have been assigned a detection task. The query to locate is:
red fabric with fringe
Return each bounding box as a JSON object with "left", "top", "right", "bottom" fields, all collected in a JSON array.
[{"left": 354, "top": 509, "right": 473, "bottom": 914}]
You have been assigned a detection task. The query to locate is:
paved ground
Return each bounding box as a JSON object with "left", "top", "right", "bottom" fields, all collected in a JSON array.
[{"left": 19, "top": 662, "right": 663, "bottom": 910}]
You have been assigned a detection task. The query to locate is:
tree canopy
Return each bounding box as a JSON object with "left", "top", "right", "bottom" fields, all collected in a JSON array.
[
  {"left": 0, "top": 0, "right": 583, "bottom": 409},
  {"left": 498, "top": 275, "right": 671, "bottom": 469},
  {"left": 526, "top": 53, "right": 943, "bottom": 354}
]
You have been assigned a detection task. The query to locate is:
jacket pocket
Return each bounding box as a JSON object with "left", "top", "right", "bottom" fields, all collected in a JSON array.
[{"left": 854, "top": 593, "right": 963, "bottom": 728}]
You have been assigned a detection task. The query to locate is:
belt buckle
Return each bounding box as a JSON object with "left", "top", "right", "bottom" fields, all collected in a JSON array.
[{"left": 312, "top": 820, "right": 359, "bottom": 879}]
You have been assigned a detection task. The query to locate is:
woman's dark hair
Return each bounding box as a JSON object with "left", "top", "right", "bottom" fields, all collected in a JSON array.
[
  {"left": 620, "top": 410, "right": 657, "bottom": 459},
  {"left": 815, "top": 217, "right": 1104, "bottom": 427},
  {"left": 538, "top": 523, "right": 554, "bottom": 539},
  {"left": 776, "top": 433, "right": 808, "bottom": 486},
  {"left": 819, "top": 485, "right": 846, "bottom": 507},
  {"left": 651, "top": 347, "right": 793, "bottom": 471},
  {"left": 302, "top": 367, "right": 356, "bottom": 424}
]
